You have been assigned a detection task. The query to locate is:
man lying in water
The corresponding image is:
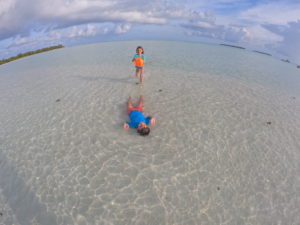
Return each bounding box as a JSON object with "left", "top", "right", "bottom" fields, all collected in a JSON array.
[{"left": 123, "top": 95, "right": 155, "bottom": 136}]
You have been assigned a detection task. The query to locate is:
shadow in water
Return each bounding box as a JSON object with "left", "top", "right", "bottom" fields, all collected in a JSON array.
[
  {"left": 0, "top": 151, "right": 57, "bottom": 225},
  {"left": 118, "top": 102, "right": 128, "bottom": 127},
  {"left": 74, "top": 75, "right": 132, "bottom": 84}
]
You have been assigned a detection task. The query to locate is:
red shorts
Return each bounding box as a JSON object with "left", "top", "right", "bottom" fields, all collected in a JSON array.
[{"left": 127, "top": 106, "right": 142, "bottom": 114}]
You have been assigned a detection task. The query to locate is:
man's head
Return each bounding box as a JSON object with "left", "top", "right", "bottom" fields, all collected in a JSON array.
[
  {"left": 137, "top": 122, "right": 150, "bottom": 136},
  {"left": 137, "top": 127, "right": 150, "bottom": 136}
]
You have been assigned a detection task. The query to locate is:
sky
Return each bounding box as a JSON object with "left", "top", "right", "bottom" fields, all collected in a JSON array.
[{"left": 0, "top": 0, "right": 300, "bottom": 64}]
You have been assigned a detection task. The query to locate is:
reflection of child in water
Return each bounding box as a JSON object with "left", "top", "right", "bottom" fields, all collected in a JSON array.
[
  {"left": 123, "top": 95, "right": 155, "bottom": 136},
  {"left": 132, "top": 46, "right": 146, "bottom": 84}
]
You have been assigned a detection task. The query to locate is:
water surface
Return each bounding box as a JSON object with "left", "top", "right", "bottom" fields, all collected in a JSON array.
[{"left": 0, "top": 41, "right": 299, "bottom": 225}]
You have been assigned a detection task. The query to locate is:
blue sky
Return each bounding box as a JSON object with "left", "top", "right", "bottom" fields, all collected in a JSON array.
[{"left": 0, "top": 0, "right": 300, "bottom": 63}]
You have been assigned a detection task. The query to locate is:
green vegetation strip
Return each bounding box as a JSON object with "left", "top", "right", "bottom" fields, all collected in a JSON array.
[{"left": 0, "top": 45, "right": 64, "bottom": 65}]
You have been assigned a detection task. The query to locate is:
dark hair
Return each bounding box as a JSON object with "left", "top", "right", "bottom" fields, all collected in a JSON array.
[
  {"left": 138, "top": 127, "right": 150, "bottom": 136},
  {"left": 136, "top": 46, "right": 144, "bottom": 54}
]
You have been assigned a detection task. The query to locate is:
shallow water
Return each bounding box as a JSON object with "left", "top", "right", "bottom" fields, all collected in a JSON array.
[{"left": 0, "top": 41, "right": 299, "bottom": 225}]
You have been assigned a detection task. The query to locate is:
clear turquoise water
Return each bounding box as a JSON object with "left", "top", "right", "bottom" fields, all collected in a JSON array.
[{"left": 0, "top": 41, "right": 299, "bottom": 225}]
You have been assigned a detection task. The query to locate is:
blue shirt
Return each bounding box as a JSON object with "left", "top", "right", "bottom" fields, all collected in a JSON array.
[
  {"left": 126, "top": 110, "right": 151, "bottom": 128},
  {"left": 133, "top": 54, "right": 146, "bottom": 62}
]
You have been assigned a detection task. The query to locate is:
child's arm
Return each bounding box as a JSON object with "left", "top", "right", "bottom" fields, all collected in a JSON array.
[{"left": 132, "top": 54, "right": 137, "bottom": 62}]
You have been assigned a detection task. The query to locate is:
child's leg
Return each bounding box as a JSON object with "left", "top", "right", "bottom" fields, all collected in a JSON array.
[
  {"left": 136, "top": 68, "right": 142, "bottom": 82},
  {"left": 140, "top": 68, "right": 144, "bottom": 83},
  {"left": 135, "top": 69, "right": 139, "bottom": 79}
]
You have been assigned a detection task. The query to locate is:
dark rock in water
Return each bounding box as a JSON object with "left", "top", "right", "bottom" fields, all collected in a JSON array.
[
  {"left": 297, "top": 65, "right": 300, "bottom": 69},
  {"left": 217, "top": 187, "right": 220, "bottom": 191},
  {"left": 267, "top": 121, "right": 272, "bottom": 125},
  {"left": 56, "top": 99, "right": 61, "bottom": 102},
  {"left": 292, "top": 97, "right": 296, "bottom": 99},
  {"left": 136, "top": 82, "right": 140, "bottom": 85},
  {"left": 159, "top": 89, "right": 162, "bottom": 92},
  {"left": 0, "top": 212, "right": 3, "bottom": 216}
]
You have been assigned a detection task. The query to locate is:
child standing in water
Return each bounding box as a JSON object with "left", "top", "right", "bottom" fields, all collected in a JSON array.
[{"left": 132, "top": 46, "right": 146, "bottom": 84}]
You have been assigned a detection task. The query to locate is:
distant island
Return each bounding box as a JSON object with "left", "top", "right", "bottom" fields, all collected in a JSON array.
[
  {"left": 253, "top": 50, "right": 272, "bottom": 56},
  {"left": 0, "top": 45, "right": 64, "bottom": 65},
  {"left": 220, "top": 44, "right": 245, "bottom": 49},
  {"left": 297, "top": 65, "right": 300, "bottom": 69},
  {"left": 281, "top": 59, "right": 290, "bottom": 63}
]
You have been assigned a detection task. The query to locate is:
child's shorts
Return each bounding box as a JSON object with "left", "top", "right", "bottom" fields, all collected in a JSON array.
[{"left": 135, "top": 66, "right": 143, "bottom": 69}]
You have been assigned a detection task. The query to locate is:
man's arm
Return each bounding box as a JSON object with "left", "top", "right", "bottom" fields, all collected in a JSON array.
[
  {"left": 150, "top": 117, "right": 155, "bottom": 126},
  {"left": 123, "top": 123, "right": 129, "bottom": 130},
  {"left": 146, "top": 116, "right": 156, "bottom": 126}
]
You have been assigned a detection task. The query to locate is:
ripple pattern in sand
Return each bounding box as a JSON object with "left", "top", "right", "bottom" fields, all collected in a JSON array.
[{"left": 0, "top": 41, "right": 300, "bottom": 225}]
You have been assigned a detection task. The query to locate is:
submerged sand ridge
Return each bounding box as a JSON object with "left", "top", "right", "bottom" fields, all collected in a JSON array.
[{"left": 0, "top": 41, "right": 300, "bottom": 225}]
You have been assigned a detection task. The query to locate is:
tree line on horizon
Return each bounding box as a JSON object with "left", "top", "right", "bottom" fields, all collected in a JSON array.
[{"left": 0, "top": 45, "right": 64, "bottom": 65}]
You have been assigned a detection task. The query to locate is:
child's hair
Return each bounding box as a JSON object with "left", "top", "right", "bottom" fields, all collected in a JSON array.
[
  {"left": 136, "top": 46, "right": 144, "bottom": 54},
  {"left": 138, "top": 127, "right": 150, "bottom": 136}
]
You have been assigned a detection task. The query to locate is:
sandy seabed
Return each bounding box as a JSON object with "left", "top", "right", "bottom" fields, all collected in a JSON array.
[{"left": 0, "top": 41, "right": 300, "bottom": 225}]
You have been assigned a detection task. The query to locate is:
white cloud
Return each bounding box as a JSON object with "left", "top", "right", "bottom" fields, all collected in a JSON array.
[
  {"left": 240, "top": 2, "right": 300, "bottom": 25},
  {"left": 114, "top": 23, "right": 132, "bottom": 34},
  {"left": 266, "top": 21, "right": 300, "bottom": 63},
  {"left": 68, "top": 24, "right": 97, "bottom": 38},
  {"left": 10, "top": 37, "right": 29, "bottom": 46},
  {"left": 0, "top": 0, "right": 220, "bottom": 41},
  {"left": 100, "top": 11, "right": 166, "bottom": 24},
  {"left": 0, "top": 0, "right": 16, "bottom": 16},
  {"left": 0, "top": 0, "right": 26, "bottom": 39},
  {"left": 37, "top": 0, "right": 115, "bottom": 17},
  {"left": 0, "top": 0, "right": 170, "bottom": 40},
  {"left": 5, "top": 23, "right": 107, "bottom": 50},
  {"left": 185, "top": 21, "right": 215, "bottom": 29},
  {"left": 240, "top": 24, "right": 283, "bottom": 46}
]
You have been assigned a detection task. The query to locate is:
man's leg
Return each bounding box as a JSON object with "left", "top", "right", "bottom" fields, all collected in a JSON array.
[
  {"left": 137, "top": 95, "right": 143, "bottom": 110},
  {"left": 127, "top": 96, "right": 133, "bottom": 114}
]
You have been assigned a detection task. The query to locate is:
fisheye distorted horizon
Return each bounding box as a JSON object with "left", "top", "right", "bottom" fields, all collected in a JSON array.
[{"left": 0, "top": 0, "right": 300, "bottom": 63}]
